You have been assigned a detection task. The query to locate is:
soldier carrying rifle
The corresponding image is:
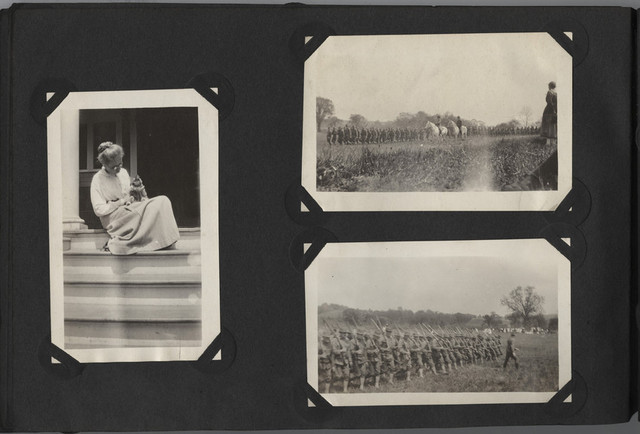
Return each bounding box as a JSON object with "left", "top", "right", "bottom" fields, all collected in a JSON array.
[{"left": 318, "top": 335, "right": 333, "bottom": 393}]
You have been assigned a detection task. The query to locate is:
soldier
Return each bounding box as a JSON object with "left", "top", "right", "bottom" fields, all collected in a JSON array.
[
  {"left": 472, "top": 337, "right": 483, "bottom": 363},
  {"left": 430, "top": 336, "right": 448, "bottom": 374},
  {"left": 456, "top": 116, "right": 463, "bottom": 136},
  {"left": 365, "top": 332, "right": 382, "bottom": 388},
  {"left": 379, "top": 331, "right": 395, "bottom": 385},
  {"left": 397, "top": 333, "right": 413, "bottom": 381},
  {"left": 337, "top": 126, "right": 344, "bottom": 145},
  {"left": 352, "top": 125, "right": 360, "bottom": 144},
  {"left": 350, "top": 331, "right": 369, "bottom": 390},
  {"left": 386, "top": 328, "right": 401, "bottom": 382},
  {"left": 330, "top": 331, "right": 351, "bottom": 392},
  {"left": 318, "top": 335, "right": 333, "bottom": 393},
  {"left": 420, "top": 335, "right": 438, "bottom": 375},
  {"left": 443, "top": 335, "right": 458, "bottom": 371},
  {"left": 408, "top": 334, "right": 425, "bottom": 378},
  {"left": 326, "top": 127, "right": 332, "bottom": 145},
  {"left": 503, "top": 333, "right": 519, "bottom": 370},
  {"left": 451, "top": 335, "right": 465, "bottom": 368}
]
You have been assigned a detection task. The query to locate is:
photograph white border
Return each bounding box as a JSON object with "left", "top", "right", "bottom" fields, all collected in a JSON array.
[
  {"left": 305, "top": 239, "right": 571, "bottom": 406},
  {"left": 301, "top": 33, "right": 573, "bottom": 211},
  {"left": 47, "top": 88, "right": 220, "bottom": 363}
]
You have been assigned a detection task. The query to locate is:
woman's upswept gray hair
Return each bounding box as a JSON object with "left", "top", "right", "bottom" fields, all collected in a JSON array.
[{"left": 97, "top": 141, "right": 124, "bottom": 165}]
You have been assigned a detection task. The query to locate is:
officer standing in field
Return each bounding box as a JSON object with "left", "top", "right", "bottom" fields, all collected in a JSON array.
[{"left": 503, "top": 333, "right": 520, "bottom": 370}]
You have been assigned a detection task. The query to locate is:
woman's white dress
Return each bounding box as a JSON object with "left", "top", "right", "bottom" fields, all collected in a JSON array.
[{"left": 90, "top": 168, "right": 180, "bottom": 255}]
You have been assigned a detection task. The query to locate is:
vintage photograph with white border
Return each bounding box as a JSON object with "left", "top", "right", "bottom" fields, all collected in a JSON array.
[
  {"left": 47, "top": 88, "right": 220, "bottom": 363},
  {"left": 302, "top": 33, "right": 572, "bottom": 211},
  {"left": 305, "top": 240, "right": 571, "bottom": 406}
]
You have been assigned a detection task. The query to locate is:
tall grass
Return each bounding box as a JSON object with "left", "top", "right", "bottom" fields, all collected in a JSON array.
[{"left": 316, "top": 135, "right": 556, "bottom": 192}]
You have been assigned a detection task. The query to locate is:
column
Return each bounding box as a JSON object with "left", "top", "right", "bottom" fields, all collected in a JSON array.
[{"left": 61, "top": 108, "right": 87, "bottom": 231}]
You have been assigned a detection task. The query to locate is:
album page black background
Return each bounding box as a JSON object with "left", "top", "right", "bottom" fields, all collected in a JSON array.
[{"left": 0, "top": 4, "right": 636, "bottom": 431}]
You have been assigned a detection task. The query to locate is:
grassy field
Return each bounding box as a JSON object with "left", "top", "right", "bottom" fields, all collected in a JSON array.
[
  {"left": 316, "top": 133, "right": 557, "bottom": 192},
  {"left": 333, "top": 333, "right": 559, "bottom": 394}
]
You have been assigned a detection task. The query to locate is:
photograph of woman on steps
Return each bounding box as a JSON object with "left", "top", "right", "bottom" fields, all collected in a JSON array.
[
  {"left": 90, "top": 141, "right": 180, "bottom": 255},
  {"left": 47, "top": 90, "right": 219, "bottom": 363}
]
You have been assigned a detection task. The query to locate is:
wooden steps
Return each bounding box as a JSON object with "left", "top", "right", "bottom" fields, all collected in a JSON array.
[
  {"left": 65, "top": 303, "right": 201, "bottom": 323},
  {"left": 64, "top": 321, "right": 201, "bottom": 349},
  {"left": 63, "top": 227, "right": 201, "bottom": 251},
  {"left": 62, "top": 228, "right": 203, "bottom": 350}
]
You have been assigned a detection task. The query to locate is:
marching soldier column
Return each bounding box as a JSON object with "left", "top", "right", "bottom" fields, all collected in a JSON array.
[{"left": 318, "top": 320, "right": 505, "bottom": 393}]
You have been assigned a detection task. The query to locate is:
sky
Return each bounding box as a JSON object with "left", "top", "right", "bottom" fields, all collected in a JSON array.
[
  {"left": 315, "top": 247, "right": 559, "bottom": 316},
  {"left": 310, "top": 33, "right": 570, "bottom": 126}
]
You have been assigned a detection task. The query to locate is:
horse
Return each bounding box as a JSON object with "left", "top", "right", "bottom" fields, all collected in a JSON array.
[
  {"left": 460, "top": 125, "right": 468, "bottom": 138},
  {"left": 446, "top": 120, "right": 460, "bottom": 138},
  {"left": 438, "top": 126, "right": 448, "bottom": 140},
  {"left": 424, "top": 121, "right": 440, "bottom": 139}
]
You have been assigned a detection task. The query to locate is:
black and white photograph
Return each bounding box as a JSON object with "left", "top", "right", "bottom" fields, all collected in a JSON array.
[
  {"left": 305, "top": 240, "right": 571, "bottom": 406},
  {"left": 302, "top": 33, "right": 572, "bottom": 211},
  {"left": 47, "top": 89, "right": 220, "bottom": 363}
]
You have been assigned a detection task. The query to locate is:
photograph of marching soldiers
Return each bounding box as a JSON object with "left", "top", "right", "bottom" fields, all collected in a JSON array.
[
  {"left": 308, "top": 33, "right": 570, "bottom": 193},
  {"left": 308, "top": 241, "right": 570, "bottom": 398}
]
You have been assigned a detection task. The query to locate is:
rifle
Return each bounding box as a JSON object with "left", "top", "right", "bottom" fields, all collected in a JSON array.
[
  {"left": 323, "top": 319, "right": 343, "bottom": 350},
  {"left": 371, "top": 318, "right": 383, "bottom": 333},
  {"left": 350, "top": 317, "right": 359, "bottom": 332}
]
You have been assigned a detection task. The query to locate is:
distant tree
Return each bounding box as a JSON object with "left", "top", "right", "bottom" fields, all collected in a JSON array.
[
  {"left": 533, "top": 313, "right": 548, "bottom": 329},
  {"left": 415, "top": 111, "right": 430, "bottom": 128},
  {"left": 349, "top": 114, "right": 366, "bottom": 128},
  {"left": 501, "top": 286, "right": 545, "bottom": 328},
  {"left": 482, "top": 312, "right": 500, "bottom": 328},
  {"left": 316, "top": 97, "right": 335, "bottom": 132},
  {"left": 342, "top": 308, "right": 359, "bottom": 325},
  {"left": 327, "top": 116, "right": 340, "bottom": 129},
  {"left": 395, "top": 112, "right": 414, "bottom": 128},
  {"left": 506, "top": 312, "right": 523, "bottom": 327},
  {"left": 519, "top": 106, "right": 533, "bottom": 127},
  {"left": 548, "top": 317, "right": 558, "bottom": 331}
]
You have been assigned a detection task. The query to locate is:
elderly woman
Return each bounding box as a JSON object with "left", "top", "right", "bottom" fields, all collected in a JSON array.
[
  {"left": 540, "top": 81, "right": 557, "bottom": 145},
  {"left": 90, "top": 142, "right": 180, "bottom": 255}
]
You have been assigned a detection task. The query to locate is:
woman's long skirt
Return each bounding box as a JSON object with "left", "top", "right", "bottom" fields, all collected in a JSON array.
[
  {"left": 101, "top": 195, "right": 180, "bottom": 256},
  {"left": 540, "top": 105, "right": 557, "bottom": 139}
]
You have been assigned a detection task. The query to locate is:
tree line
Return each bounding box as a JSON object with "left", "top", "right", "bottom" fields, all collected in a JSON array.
[
  {"left": 319, "top": 285, "right": 557, "bottom": 331},
  {"left": 316, "top": 96, "right": 541, "bottom": 133}
]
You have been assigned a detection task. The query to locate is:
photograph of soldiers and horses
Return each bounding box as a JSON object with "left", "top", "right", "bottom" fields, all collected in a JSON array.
[
  {"left": 315, "top": 253, "right": 560, "bottom": 394},
  {"left": 311, "top": 34, "right": 564, "bottom": 192}
]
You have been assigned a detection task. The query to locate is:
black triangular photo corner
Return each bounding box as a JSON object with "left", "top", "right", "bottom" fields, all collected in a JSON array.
[
  {"left": 285, "top": 182, "right": 328, "bottom": 226},
  {"left": 289, "top": 227, "right": 338, "bottom": 272},
  {"left": 37, "top": 335, "right": 84, "bottom": 380},
  {"left": 303, "top": 382, "right": 333, "bottom": 409},
  {"left": 187, "top": 72, "right": 235, "bottom": 121},
  {"left": 29, "top": 78, "right": 77, "bottom": 125},
  {"left": 543, "top": 18, "right": 589, "bottom": 66},
  {"left": 546, "top": 178, "right": 592, "bottom": 227},
  {"left": 191, "top": 327, "right": 237, "bottom": 374},
  {"left": 540, "top": 223, "right": 587, "bottom": 270},
  {"left": 289, "top": 22, "right": 336, "bottom": 63},
  {"left": 293, "top": 381, "right": 338, "bottom": 424},
  {"left": 544, "top": 370, "right": 588, "bottom": 420}
]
